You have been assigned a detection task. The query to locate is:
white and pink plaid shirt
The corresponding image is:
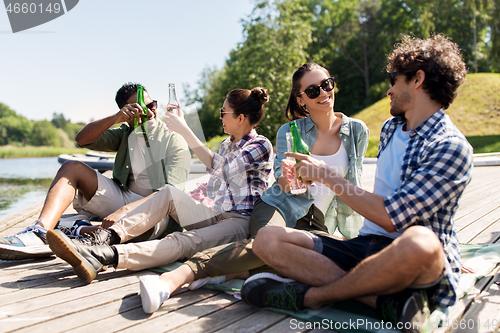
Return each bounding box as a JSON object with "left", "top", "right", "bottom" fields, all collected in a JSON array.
[{"left": 207, "top": 129, "right": 273, "bottom": 215}]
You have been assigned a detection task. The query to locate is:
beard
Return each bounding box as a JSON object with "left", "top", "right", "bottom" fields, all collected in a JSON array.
[{"left": 390, "top": 91, "right": 411, "bottom": 117}]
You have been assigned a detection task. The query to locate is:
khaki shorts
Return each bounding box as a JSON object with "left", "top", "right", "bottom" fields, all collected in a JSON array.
[{"left": 76, "top": 171, "right": 169, "bottom": 240}]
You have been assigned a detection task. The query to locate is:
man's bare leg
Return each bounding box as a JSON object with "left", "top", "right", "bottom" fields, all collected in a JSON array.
[
  {"left": 253, "top": 226, "right": 347, "bottom": 287},
  {"left": 253, "top": 225, "right": 444, "bottom": 309},
  {"left": 38, "top": 161, "right": 98, "bottom": 230}
]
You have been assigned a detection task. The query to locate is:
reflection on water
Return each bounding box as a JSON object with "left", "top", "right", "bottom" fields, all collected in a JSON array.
[{"left": 0, "top": 157, "right": 61, "bottom": 219}]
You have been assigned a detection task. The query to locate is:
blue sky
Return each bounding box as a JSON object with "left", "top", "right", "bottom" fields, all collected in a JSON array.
[{"left": 0, "top": 1, "right": 255, "bottom": 123}]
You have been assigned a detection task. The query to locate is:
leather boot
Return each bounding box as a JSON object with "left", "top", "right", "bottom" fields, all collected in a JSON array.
[
  {"left": 47, "top": 229, "right": 117, "bottom": 284},
  {"left": 77, "top": 227, "right": 120, "bottom": 246}
]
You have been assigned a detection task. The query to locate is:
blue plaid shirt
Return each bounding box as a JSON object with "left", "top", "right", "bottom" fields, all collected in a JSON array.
[
  {"left": 379, "top": 110, "right": 473, "bottom": 308},
  {"left": 207, "top": 129, "right": 273, "bottom": 215}
]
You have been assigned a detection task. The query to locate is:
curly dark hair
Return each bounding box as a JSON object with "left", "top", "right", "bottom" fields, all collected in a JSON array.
[
  {"left": 285, "top": 63, "right": 331, "bottom": 120},
  {"left": 386, "top": 34, "right": 467, "bottom": 109},
  {"left": 115, "top": 82, "right": 146, "bottom": 108}
]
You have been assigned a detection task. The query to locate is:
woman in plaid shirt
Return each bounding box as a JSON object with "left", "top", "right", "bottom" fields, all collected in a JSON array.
[{"left": 46, "top": 88, "right": 274, "bottom": 302}]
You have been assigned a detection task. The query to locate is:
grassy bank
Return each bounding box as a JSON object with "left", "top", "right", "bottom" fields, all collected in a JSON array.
[
  {"left": 356, "top": 73, "right": 500, "bottom": 157},
  {"left": 0, "top": 146, "right": 88, "bottom": 158}
]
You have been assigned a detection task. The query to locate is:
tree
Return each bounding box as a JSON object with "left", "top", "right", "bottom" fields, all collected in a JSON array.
[
  {"left": 0, "top": 116, "right": 33, "bottom": 145},
  {"left": 51, "top": 112, "right": 70, "bottom": 129},
  {"left": 188, "top": 0, "right": 498, "bottom": 142},
  {"left": 0, "top": 103, "right": 17, "bottom": 119},
  {"left": 30, "top": 120, "right": 60, "bottom": 147},
  {"left": 189, "top": 0, "right": 314, "bottom": 142},
  {"left": 488, "top": 0, "right": 500, "bottom": 71}
]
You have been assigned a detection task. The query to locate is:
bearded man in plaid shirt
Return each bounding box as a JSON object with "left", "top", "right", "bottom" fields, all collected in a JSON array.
[{"left": 242, "top": 34, "right": 473, "bottom": 333}]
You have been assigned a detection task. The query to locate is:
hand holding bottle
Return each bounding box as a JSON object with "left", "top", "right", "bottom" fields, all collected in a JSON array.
[
  {"left": 116, "top": 103, "right": 148, "bottom": 126},
  {"left": 285, "top": 132, "right": 307, "bottom": 194},
  {"left": 284, "top": 152, "right": 329, "bottom": 184},
  {"left": 165, "top": 108, "right": 189, "bottom": 135},
  {"left": 167, "top": 83, "right": 180, "bottom": 116}
]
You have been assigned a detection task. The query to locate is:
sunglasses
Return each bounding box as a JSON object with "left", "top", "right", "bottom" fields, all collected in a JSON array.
[
  {"left": 298, "top": 77, "right": 335, "bottom": 99},
  {"left": 388, "top": 71, "right": 417, "bottom": 86},
  {"left": 146, "top": 100, "right": 158, "bottom": 111},
  {"left": 220, "top": 108, "right": 235, "bottom": 118}
]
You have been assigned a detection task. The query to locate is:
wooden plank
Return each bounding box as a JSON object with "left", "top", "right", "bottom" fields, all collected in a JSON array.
[
  {"left": 118, "top": 293, "right": 238, "bottom": 333},
  {"left": 15, "top": 285, "right": 142, "bottom": 333},
  {"left": 455, "top": 193, "right": 500, "bottom": 222},
  {"left": 166, "top": 301, "right": 259, "bottom": 333},
  {"left": 457, "top": 207, "right": 500, "bottom": 243},
  {"left": 260, "top": 317, "right": 315, "bottom": 333},
  {"left": 213, "top": 309, "right": 288, "bottom": 333},
  {"left": 0, "top": 201, "right": 43, "bottom": 233},
  {"left": 451, "top": 272, "right": 500, "bottom": 333},
  {"left": 0, "top": 258, "right": 60, "bottom": 275},
  {"left": 68, "top": 288, "right": 223, "bottom": 333},
  {"left": 457, "top": 174, "right": 500, "bottom": 202},
  {"left": 0, "top": 266, "right": 133, "bottom": 306},
  {"left": 469, "top": 221, "right": 500, "bottom": 245},
  {"left": 0, "top": 280, "right": 140, "bottom": 332},
  {"left": 0, "top": 272, "right": 142, "bottom": 325},
  {"left": 456, "top": 199, "right": 500, "bottom": 231},
  {"left": 433, "top": 266, "right": 500, "bottom": 333}
]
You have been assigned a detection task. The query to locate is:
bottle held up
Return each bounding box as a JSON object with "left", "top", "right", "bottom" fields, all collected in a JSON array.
[
  {"left": 134, "top": 85, "right": 148, "bottom": 134},
  {"left": 284, "top": 131, "right": 307, "bottom": 194},
  {"left": 166, "top": 83, "right": 180, "bottom": 116}
]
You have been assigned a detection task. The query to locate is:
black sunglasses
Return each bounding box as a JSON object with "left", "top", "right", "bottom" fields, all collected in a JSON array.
[
  {"left": 298, "top": 77, "right": 335, "bottom": 99},
  {"left": 146, "top": 100, "right": 158, "bottom": 111},
  {"left": 388, "top": 71, "right": 417, "bottom": 86}
]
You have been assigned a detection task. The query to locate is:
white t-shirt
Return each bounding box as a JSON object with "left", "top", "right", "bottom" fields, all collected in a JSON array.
[
  {"left": 127, "top": 118, "right": 158, "bottom": 197},
  {"left": 358, "top": 123, "right": 410, "bottom": 239},
  {"left": 309, "top": 141, "right": 348, "bottom": 215}
]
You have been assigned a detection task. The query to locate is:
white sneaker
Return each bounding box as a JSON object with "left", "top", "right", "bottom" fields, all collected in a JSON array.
[
  {"left": 188, "top": 275, "right": 227, "bottom": 290},
  {"left": 139, "top": 275, "right": 171, "bottom": 314},
  {"left": 243, "top": 272, "right": 295, "bottom": 286}
]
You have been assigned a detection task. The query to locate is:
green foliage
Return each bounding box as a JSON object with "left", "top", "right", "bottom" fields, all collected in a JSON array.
[
  {"left": 188, "top": 0, "right": 314, "bottom": 143},
  {"left": 51, "top": 112, "right": 69, "bottom": 129},
  {"left": 207, "top": 134, "right": 230, "bottom": 151},
  {"left": 188, "top": 0, "right": 499, "bottom": 144},
  {"left": 366, "top": 137, "right": 380, "bottom": 158},
  {"left": 355, "top": 73, "right": 500, "bottom": 138},
  {"left": 0, "top": 103, "right": 16, "bottom": 118},
  {"left": 0, "top": 115, "right": 33, "bottom": 145},
  {"left": 30, "top": 120, "right": 60, "bottom": 147},
  {"left": 355, "top": 73, "right": 500, "bottom": 156},
  {"left": 52, "top": 113, "right": 84, "bottom": 145},
  {"left": 0, "top": 103, "right": 84, "bottom": 149}
]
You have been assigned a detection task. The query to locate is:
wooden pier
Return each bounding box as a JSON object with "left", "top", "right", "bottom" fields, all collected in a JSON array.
[{"left": 0, "top": 164, "right": 499, "bottom": 333}]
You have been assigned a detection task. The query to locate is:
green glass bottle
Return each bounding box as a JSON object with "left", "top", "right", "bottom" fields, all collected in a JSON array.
[
  {"left": 290, "top": 120, "right": 310, "bottom": 159},
  {"left": 289, "top": 120, "right": 310, "bottom": 182},
  {"left": 134, "top": 85, "right": 148, "bottom": 134}
]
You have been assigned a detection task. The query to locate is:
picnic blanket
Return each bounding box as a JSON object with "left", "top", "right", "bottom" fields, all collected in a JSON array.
[{"left": 152, "top": 243, "right": 500, "bottom": 333}]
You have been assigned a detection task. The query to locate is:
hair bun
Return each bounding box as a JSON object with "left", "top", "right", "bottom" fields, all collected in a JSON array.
[{"left": 251, "top": 87, "right": 269, "bottom": 105}]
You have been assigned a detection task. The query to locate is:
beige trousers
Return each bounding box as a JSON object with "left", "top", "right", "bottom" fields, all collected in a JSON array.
[{"left": 110, "top": 185, "right": 250, "bottom": 270}]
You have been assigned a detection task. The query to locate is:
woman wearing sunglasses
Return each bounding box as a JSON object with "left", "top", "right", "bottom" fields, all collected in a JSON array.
[
  {"left": 124, "top": 87, "right": 273, "bottom": 308},
  {"left": 137, "top": 63, "right": 369, "bottom": 314}
]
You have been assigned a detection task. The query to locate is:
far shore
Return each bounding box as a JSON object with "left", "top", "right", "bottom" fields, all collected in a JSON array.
[{"left": 0, "top": 146, "right": 88, "bottom": 159}]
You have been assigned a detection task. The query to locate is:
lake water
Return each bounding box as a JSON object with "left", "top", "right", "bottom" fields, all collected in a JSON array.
[{"left": 0, "top": 157, "right": 61, "bottom": 219}]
